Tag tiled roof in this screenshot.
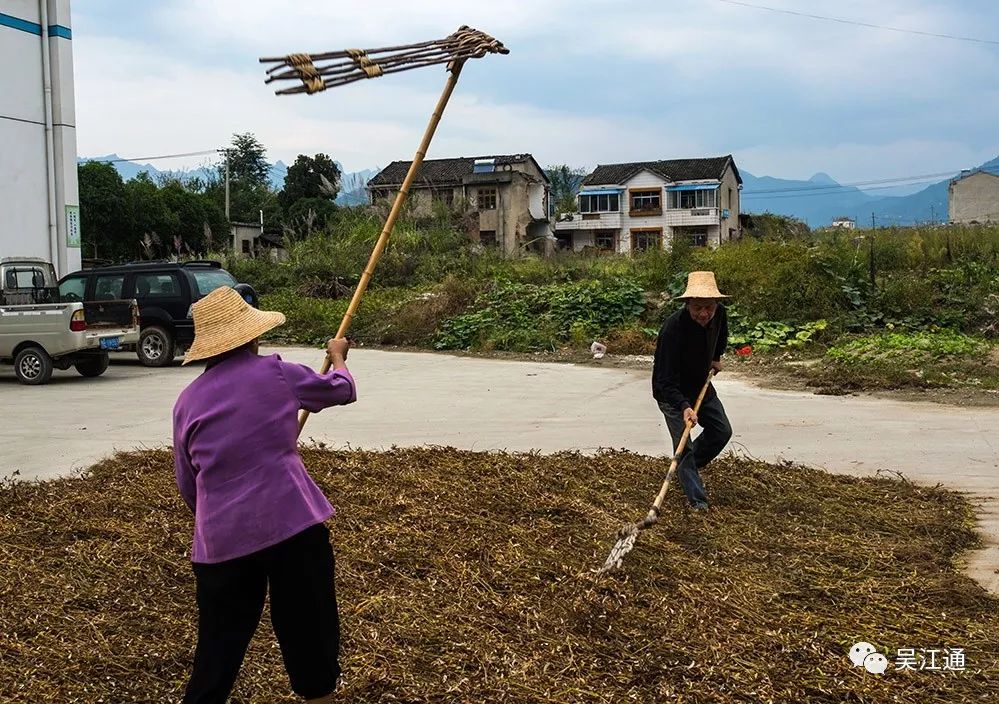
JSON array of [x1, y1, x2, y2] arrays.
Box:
[[582, 155, 740, 186], [368, 154, 545, 187]]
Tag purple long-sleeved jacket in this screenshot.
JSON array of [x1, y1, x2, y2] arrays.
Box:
[[172, 349, 356, 563]]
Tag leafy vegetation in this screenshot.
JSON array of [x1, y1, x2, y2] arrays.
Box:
[[77, 163, 227, 261], [433, 279, 646, 352], [233, 216, 996, 377], [727, 309, 829, 351], [805, 330, 998, 392], [544, 164, 587, 218], [827, 330, 989, 362]]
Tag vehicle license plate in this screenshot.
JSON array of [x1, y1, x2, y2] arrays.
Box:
[[99, 337, 121, 350]]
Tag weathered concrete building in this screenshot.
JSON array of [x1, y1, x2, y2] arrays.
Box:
[[1, 0, 80, 275], [367, 154, 552, 255], [949, 169, 999, 224], [554, 155, 742, 253], [231, 222, 287, 261]]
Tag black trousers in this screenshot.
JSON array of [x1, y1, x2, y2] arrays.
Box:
[[659, 394, 733, 506], [183, 523, 340, 703]]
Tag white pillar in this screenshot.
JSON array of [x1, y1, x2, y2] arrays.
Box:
[[45, 0, 80, 274]]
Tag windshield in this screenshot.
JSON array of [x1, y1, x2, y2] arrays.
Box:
[[189, 269, 237, 297]]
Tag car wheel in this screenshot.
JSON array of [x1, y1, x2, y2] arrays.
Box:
[[137, 325, 176, 367], [14, 346, 54, 385], [75, 353, 110, 377]]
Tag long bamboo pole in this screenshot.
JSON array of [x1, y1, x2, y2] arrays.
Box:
[[297, 60, 467, 435]]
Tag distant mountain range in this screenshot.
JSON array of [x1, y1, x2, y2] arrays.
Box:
[[81, 153, 999, 228], [741, 156, 999, 227], [77, 155, 378, 207]]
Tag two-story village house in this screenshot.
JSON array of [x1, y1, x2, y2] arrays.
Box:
[[554, 155, 742, 253], [367, 154, 552, 255]]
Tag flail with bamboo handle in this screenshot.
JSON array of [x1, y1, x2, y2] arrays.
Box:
[[596, 370, 717, 574], [260, 27, 508, 435]]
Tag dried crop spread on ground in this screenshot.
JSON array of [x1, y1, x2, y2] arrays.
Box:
[[1, 448, 997, 703]]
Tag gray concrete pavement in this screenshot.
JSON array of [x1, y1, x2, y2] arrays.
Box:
[[3, 346, 997, 592]]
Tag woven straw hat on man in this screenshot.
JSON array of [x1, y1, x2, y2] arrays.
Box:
[[676, 271, 728, 300], [183, 287, 286, 364]]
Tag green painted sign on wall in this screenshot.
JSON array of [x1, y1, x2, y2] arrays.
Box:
[[66, 205, 81, 247]]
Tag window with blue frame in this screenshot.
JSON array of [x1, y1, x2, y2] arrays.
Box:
[[668, 188, 717, 209], [579, 193, 620, 213]]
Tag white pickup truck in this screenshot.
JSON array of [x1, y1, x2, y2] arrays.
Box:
[[0, 257, 140, 385]]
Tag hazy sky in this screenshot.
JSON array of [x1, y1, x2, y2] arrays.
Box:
[[72, 0, 999, 182]]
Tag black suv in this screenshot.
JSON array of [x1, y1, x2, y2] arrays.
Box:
[[58, 261, 249, 366]]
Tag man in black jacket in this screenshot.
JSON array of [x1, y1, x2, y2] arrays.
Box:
[[652, 271, 732, 511]]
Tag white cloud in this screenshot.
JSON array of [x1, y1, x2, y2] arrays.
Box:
[[74, 32, 701, 173], [153, 0, 570, 55], [70, 1, 999, 180], [567, 0, 996, 103]]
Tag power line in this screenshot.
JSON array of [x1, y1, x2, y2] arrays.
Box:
[[714, 0, 999, 46], [743, 179, 948, 200], [79, 149, 219, 164], [743, 169, 966, 195], [742, 168, 999, 198]]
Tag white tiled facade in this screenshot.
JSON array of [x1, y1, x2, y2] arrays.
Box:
[[554, 157, 742, 254]]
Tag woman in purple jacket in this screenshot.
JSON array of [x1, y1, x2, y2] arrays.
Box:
[[172, 286, 356, 704]]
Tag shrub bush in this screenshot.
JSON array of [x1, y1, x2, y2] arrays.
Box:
[[434, 279, 645, 352], [690, 239, 848, 324], [233, 218, 997, 366]]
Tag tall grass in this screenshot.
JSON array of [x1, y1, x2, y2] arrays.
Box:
[[814, 225, 999, 273], [228, 214, 999, 347]]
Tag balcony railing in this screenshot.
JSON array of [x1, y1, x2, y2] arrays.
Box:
[[557, 207, 729, 229], [555, 211, 621, 230], [664, 208, 720, 226]]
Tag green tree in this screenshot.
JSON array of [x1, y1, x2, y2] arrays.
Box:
[[742, 212, 811, 240], [278, 153, 341, 211], [223, 133, 270, 189], [545, 164, 587, 217], [123, 173, 173, 260], [77, 161, 127, 260], [158, 179, 228, 256], [79, 164, 234, 262], [211, 133, 279, 223]]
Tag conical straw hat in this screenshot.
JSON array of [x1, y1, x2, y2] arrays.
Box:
[[182, 286, 286, 364], [677, 271, 728, 300]]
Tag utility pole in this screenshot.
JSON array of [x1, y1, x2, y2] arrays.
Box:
[[871, 211, 876, 230], [868, 232, 876, 289], [224, 149, 231, 222], [929, 203, 936, 225]]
